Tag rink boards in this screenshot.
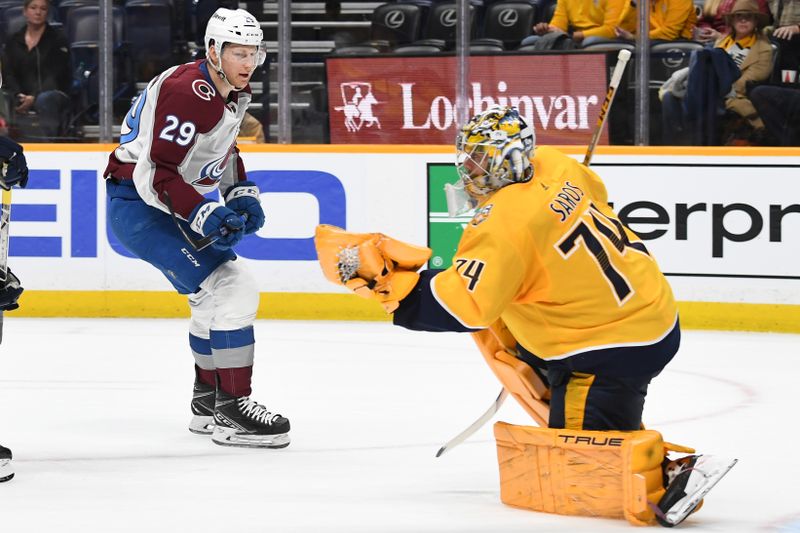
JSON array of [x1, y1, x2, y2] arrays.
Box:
[[10, 144, 800, 333]]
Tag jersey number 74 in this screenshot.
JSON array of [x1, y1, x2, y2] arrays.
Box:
[[556, 203, 650, 306]]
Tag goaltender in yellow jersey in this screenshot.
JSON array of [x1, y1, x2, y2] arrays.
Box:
[[314, 105, 736, 528], [432, 143, 677, 360]]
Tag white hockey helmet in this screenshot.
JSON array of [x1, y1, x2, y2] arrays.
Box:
[[204, 8, 266, 68]]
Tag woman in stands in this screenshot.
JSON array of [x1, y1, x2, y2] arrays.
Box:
[[0, 0, 71, 141], [659, 0, 772, 144], [694, 0, 770, 45], [716, 0, 774, 143]]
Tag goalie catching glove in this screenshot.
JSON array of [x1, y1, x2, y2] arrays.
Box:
[[314, 224, 432, 312]]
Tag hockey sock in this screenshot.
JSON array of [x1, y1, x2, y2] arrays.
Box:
[[217, 366, 253, 397], [210, 327, 255, 397], [195, 365, 216, 388], [190, 333, 215, 386]]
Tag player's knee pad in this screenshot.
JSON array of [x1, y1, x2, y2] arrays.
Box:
[[201, 260, 259, 331], [188, 289, 214, 337], [493, 423, 694, 526]]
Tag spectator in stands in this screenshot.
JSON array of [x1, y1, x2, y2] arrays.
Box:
[[768, 0, 800, 39], [766, 0, 800, 85], [718, 0, 773, 142], [0, 0, 71, 141], [519, 0, 626, 48], [749, 85, 800, 144], [660, 0, 772, 144], [240, 112, 266, 143], [694, 0, 770, 45], [614, 0, 697, 42]]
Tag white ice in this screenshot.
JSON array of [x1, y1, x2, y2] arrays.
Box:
[[0, 318, 798, 532]]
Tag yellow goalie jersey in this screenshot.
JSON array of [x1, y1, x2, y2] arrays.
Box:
[[432, 146, 678, 360]]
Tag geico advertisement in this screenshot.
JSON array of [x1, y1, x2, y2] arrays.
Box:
[[10, 150, 432, 292], [9, 149, 800, 304]]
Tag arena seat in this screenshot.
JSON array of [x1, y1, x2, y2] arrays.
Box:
[[124, 0, 174, 81], [333, 3, 423, 55], [473, 1, 536, 50], [411, 2, 475, 50], [650, 41, 703, 85], [0, 5, 25, 44]]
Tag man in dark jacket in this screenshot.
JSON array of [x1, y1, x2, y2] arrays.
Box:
[[750, 85, 800, 144], [1, 0, 71, 141]]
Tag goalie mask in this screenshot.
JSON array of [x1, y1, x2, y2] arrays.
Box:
[[446, 106, 535, 216]]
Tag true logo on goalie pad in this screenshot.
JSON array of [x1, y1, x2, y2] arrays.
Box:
[[558, 434, 623, 446]]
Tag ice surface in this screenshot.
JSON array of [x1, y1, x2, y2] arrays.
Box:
[[0, 318, 797, 532]]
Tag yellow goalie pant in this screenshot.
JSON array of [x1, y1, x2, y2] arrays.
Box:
[[494, 423, 694, 526]]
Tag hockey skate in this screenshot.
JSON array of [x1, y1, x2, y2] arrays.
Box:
[[655, 455, 738, 527], [188, 378, 217, 435], [211, 389, 290, 449], [0, 444, 13, 482]]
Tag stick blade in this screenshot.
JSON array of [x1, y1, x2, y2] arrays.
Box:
[[434, 388, 508, 458]]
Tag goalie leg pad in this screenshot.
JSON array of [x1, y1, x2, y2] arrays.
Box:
[[494, 423, 682, 526], [471, 324, 550, 426]]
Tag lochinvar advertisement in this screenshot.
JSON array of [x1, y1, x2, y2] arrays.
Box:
[[326, 54, 609, 145]]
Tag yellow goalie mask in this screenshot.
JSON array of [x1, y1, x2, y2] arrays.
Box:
[[446, 105, 535, 216]]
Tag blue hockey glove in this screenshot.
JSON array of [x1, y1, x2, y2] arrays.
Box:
[[189, 200, 245, 250], [0, 137, 29, 190], [224, 180, 265, 234]]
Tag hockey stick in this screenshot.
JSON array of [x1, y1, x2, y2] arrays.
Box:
[[163, 191, 239, 252], [436, 388, 508, 457], [583, 49, 632, 166], [436, 52, 631, 458], [0, 187, 12, 285], [0, 186, 12, 344]]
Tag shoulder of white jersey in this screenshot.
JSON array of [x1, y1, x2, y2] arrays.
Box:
[[159, 61, 224, 109], [153, 61, 225, 131]]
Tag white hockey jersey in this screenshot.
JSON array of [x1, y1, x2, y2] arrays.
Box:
[[104, 60, 252, 220]]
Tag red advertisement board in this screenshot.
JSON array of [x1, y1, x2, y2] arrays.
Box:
[[326, 54, 609, 145]]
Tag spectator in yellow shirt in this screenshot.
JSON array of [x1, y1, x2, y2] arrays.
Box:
[[615, 0, 697, 41], [520, 0, 626, 47]]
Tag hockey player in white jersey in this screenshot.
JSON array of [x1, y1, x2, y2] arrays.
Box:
[[104, 8, 289, 448]]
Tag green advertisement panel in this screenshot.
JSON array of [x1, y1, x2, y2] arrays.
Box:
[[427, 163, 472, 270]]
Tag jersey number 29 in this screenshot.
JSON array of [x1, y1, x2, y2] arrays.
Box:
[[159, 115, 197, 146]]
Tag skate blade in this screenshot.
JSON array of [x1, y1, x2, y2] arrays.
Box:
[[0, 459, 14, 483], [211, 428, 290, 449], [188, 415, 215, 435], [663, 458, 738, 526]]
